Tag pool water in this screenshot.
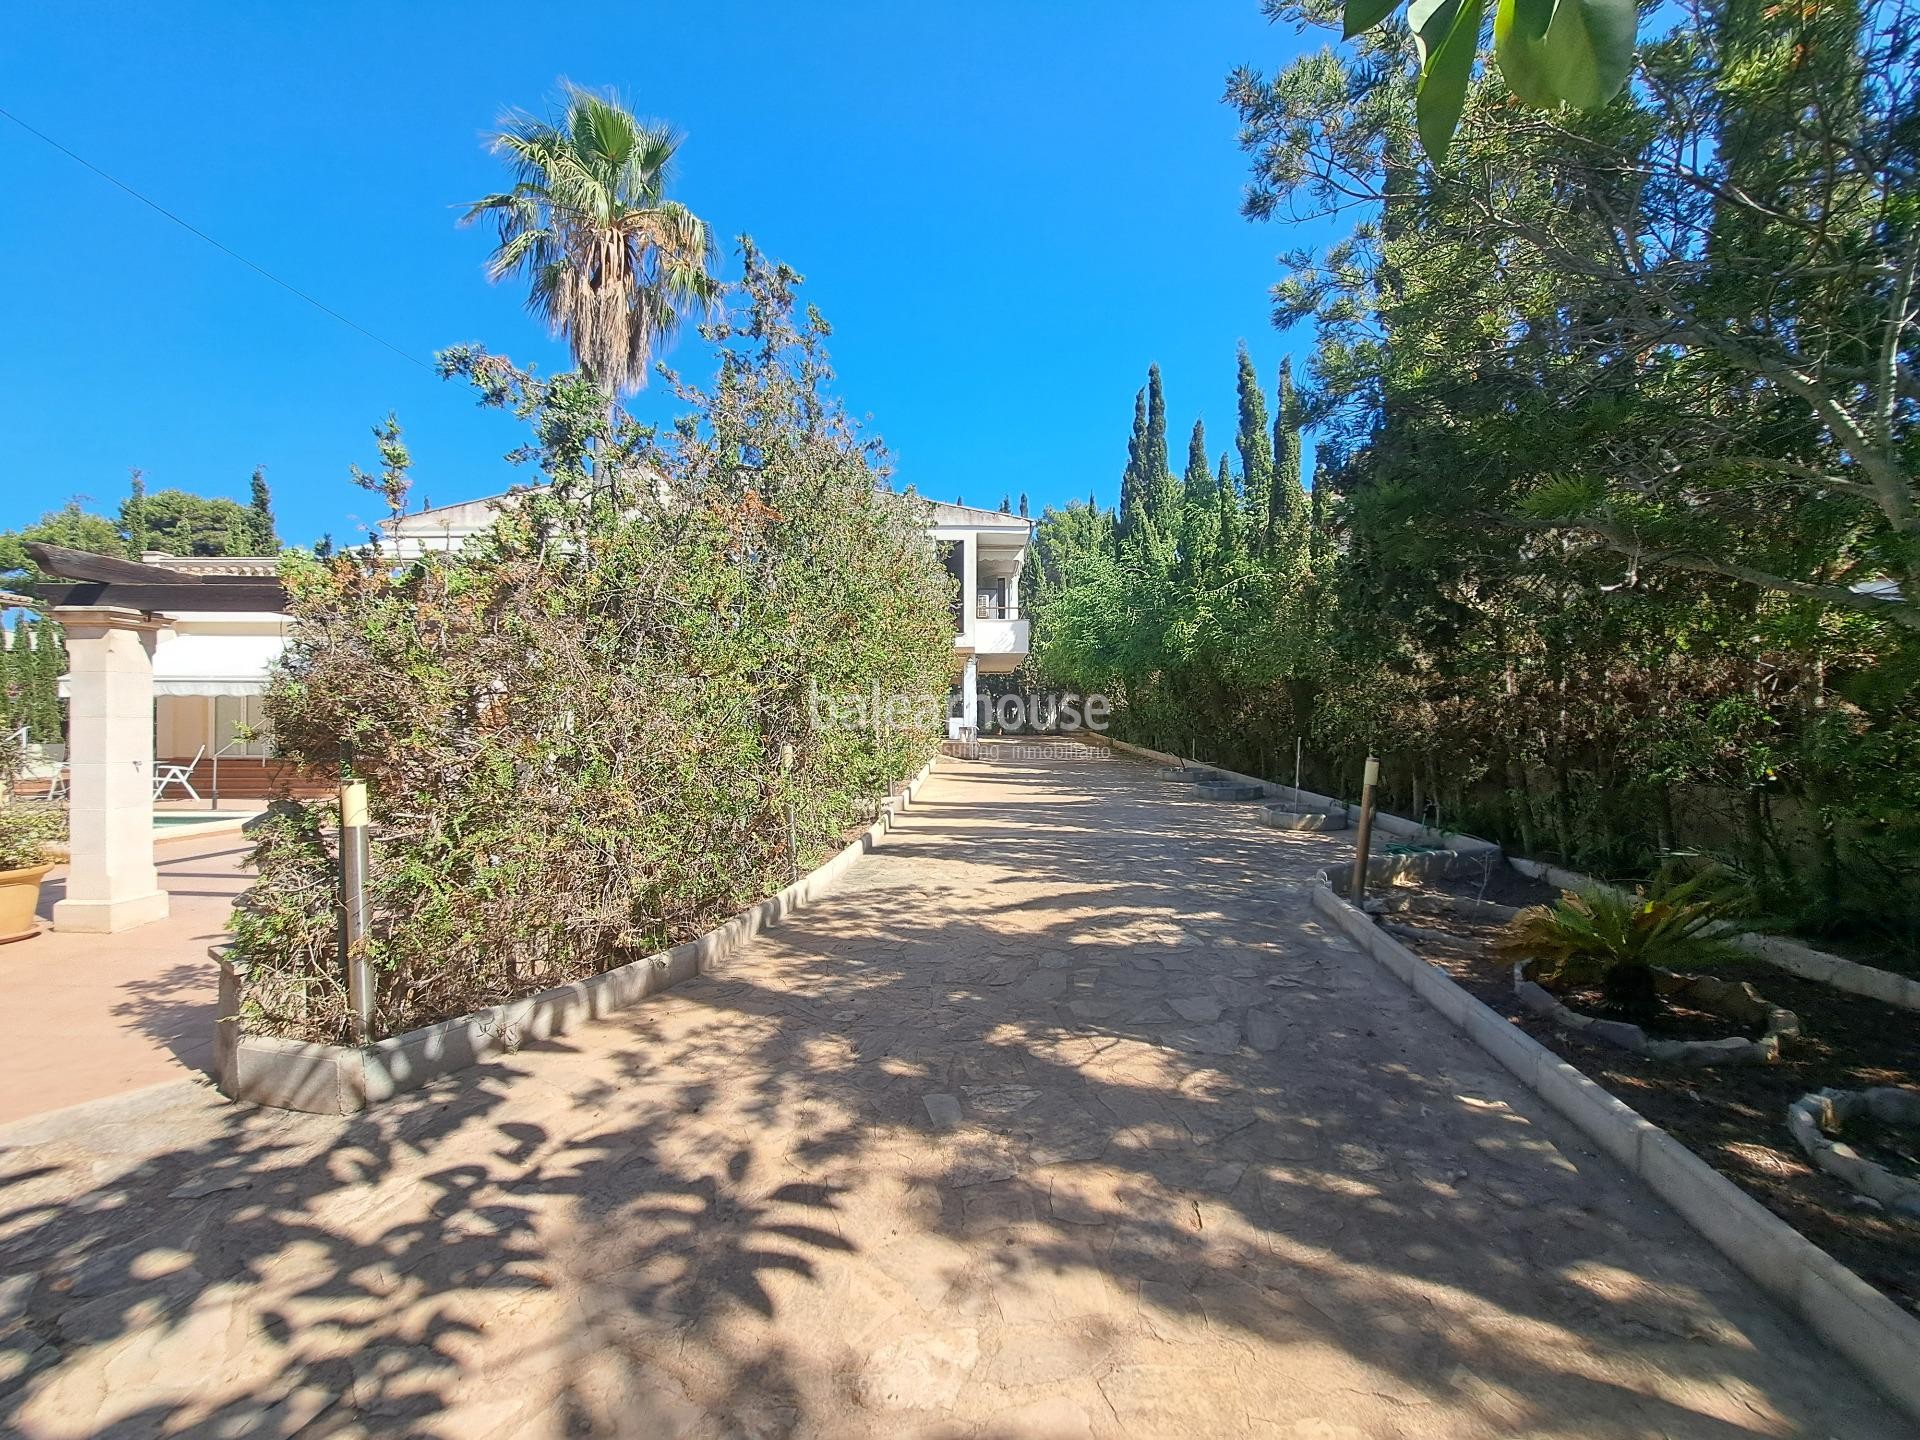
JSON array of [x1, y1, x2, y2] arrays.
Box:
[[153, 812, 251, 827]]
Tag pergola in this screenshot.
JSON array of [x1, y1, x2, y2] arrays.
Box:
[[23, 543, 287, 932]]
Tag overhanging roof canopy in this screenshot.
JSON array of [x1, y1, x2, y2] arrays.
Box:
[[56, 632, 286, 699], [152, 632, 284, 696]]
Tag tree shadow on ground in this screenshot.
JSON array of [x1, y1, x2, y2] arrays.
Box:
[[0, 755, 1901, 1437]]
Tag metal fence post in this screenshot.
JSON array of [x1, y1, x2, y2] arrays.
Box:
[[340, 779, 374, 1043]]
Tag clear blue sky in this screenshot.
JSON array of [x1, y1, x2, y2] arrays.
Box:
[[1, 1, 1326, 549]]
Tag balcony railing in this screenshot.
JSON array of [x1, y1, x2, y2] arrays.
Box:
[[975, 600, 1021, 620]]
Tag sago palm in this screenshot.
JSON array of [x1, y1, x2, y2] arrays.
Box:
[[1495, 865, 1756, 1019], [465, 85, 719, 397]]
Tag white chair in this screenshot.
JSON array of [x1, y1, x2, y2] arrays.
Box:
[[153, 746, 205, 802], [46, 765, 70, 803]]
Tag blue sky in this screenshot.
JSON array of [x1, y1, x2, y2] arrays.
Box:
[[2, 1, 1327, 549]]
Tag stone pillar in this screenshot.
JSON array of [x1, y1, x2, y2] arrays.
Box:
[[52, 607, 169, 933], [962, 654, 979, 735]]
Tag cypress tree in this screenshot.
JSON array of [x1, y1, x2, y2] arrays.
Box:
[[126, 469, 148, 556], [1018, 493, 1029, 519], [1307, 453, 1329, 571], [1179, 419, 1218, 583], [1271, 356, 1309, 564], [999, 494, 1013, 514], [1215, 452, 1242, 563], [248, 466, 281, 552], [1140, 366, 1181, 539], [31, 616, 64, 742], [1115, 387, 1148, 548], [0, 624, 15, 733], [1234, 344, 1274, 554]]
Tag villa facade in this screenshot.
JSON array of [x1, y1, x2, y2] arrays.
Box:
[[137, 491, 1031, 774]]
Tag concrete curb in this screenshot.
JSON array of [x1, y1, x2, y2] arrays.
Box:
[[1506, 857, 1920, 1014], [154, 815, 256, 847], [0, 1077, 214, 1150], [1311, 877, 1920, 1421], [215, 755, 942, 1116]]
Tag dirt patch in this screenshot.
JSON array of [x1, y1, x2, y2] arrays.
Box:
[[1377, 856, 1558, 910], [1379, 867, 1920, 1319]]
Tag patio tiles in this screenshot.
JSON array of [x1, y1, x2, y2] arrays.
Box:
[[0, 831, 249, 1124], [0, 755, 1904, 1436]]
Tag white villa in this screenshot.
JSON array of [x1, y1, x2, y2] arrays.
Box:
[[42, 490, 1030, 930], [139, 492, 1030, 775]]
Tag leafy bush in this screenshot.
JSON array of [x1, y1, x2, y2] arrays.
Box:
[[0, 802, 65, 872], [1495, 866, 1757, 1017], [232, 245, 954, 1042]]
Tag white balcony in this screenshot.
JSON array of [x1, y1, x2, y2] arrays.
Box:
[[966, 615, 1030, 673]]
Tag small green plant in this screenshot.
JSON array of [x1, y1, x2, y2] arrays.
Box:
[[0, 802, 65, 872], [1496, 866, 1756, 1018]]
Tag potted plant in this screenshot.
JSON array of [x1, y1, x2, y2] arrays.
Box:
[[0, 802, 65, 944]]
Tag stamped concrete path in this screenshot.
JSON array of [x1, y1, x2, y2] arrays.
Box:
[[0, 752, 1901, 1438]]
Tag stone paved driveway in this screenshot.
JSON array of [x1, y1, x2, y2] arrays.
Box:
[[0, 753, 1902, 1438]]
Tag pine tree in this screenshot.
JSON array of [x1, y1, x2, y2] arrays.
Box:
[[1271, 356, 1309, 564], [248, 466, 281, 553], [999, 494, 1013, 513], [1234, 344, 1274, 554], [126, 468, 148, 557]]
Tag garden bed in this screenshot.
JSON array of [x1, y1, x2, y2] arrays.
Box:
[[1374, 865, 1920, 1320]]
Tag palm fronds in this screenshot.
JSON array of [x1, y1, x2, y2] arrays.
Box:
[[463, 84, 719, 396], [1496, 863, 1757, 990]]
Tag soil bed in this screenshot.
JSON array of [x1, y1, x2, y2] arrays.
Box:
[[1376, 864, 1920, 1319]]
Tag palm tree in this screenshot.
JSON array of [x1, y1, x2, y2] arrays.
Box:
[[465, 85, 719, 397]]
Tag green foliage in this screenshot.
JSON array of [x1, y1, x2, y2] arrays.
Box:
[[1031, 342, 1317, 763], [1340, 0, 1639, 157], [0, 500, 129, 585], [464, 83, 720, 397], [1235, 344, 1274, 552], [247, 467, 280, 552], [126, 489, 261, 557], [1210, 0, 1920, 944], [235, 243, 953, 1043], [1495, 867, 1756, 996], [125, 469, 148, 555], [27, 618, 64, 743], [0, 802, 64, 872]]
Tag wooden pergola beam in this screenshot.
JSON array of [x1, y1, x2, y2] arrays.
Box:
[[25, 583, 288, 612]]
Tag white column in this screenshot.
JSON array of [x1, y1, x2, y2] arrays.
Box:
[[961, 534, 979, 644], [53, 606, 169, 933], [962, 654, 979, 736]]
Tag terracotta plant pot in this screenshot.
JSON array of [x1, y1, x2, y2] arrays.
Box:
[[0, 862, 55, 945]]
